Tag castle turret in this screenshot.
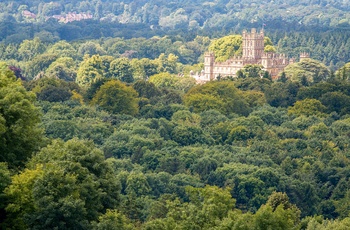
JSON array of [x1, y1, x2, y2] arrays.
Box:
[[299, 52, 310, 62], [242, 28, 265, 61], [204, 52, 215, 81]]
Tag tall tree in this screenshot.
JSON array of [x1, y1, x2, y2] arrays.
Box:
[[0, 62, 43, 168]]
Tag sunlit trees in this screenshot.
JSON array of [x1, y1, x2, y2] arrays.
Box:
[[284, 58, 331, 84], [0, 63, 43, 168], [208, 35, 242, 62], [91, 80, 138, 115], [76, 55, 105, 87], [288, 99, 327, 117], [184, 81, 250, 115]]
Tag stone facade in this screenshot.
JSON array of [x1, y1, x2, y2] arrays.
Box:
[[195, 28, 293, 83]]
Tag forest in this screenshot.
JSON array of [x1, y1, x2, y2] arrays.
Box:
[[2, 0, 350, 230], [1, 33, 350, 229]]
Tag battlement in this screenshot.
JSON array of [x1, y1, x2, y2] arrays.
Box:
[[242, 28, 264, 39], [204, 51, 215, 56], [300, 52, 310, 61], [300, 52, 310, 58], [214, 56, 244, 65], [262, 53, 286, 59]]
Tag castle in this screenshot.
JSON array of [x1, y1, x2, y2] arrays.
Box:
[[193, 28, 309, 83]]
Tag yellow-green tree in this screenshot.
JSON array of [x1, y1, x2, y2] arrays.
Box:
[[288, 99, 327, 117], [208, 35, 242, 62], [208, 35, 276, 62], [184, 81, 250, 116], [148, 72, 179, 88], [91, 80, 138, 115], [284, 58, 330, 84], [0, 62, 43, 168], [335, 62, 350, 80], [18, 38, 46, 61], [92, 210, 134, 230], [76, 55, 104, 87]]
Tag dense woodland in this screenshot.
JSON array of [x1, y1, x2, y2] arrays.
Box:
[[1, 0, 350, 69], [2, 0, 350, 230]]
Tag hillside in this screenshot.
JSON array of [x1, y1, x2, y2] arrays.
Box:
[[1, 0, 350, 30], [2, 1, 350, 229]]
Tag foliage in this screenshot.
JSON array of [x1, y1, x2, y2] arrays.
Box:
[[92, 209, 134, 230], [45, 57, 77, 81], [184, 81, 250, 116], [91, 80, 138, 115], [76, 55, 104, 87], [284, 58, 331, 84], [4, 139, 120, 229], [237, 64, 269, 79], [0, 64, 43, 168], [288, 99, 327, 117], [209, 35, 242, 62], [2, 5, 350, 228], [109, 58, 134, 83]]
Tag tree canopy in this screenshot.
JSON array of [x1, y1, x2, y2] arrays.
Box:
[[0, 62, 43, 168]]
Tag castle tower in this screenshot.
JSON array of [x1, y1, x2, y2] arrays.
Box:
[[204, 52, 215, 81], [242, 28, 265, 61], [299, 52, 310, 62]]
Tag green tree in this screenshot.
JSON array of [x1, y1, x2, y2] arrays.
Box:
[[239, 64, 268, 78], [5, 139, 120, 229], [208, 35, 242, 62], [184, 81, 250, 116], [265, 82, 299, 107], [91, 80, 138, 115], [131, 58, 159, 80], [306, 217, 350, 230], [78, 41, 106, 56], [335, 190, 350, 218], [92, 209, 134, 230], [145, 185, 235, 229], [125, 172, 151, 196], [288, 99, 327, 117], [148, 72, 180, 89], [45, 57, 77, 81], [320, 91, 350, 114], [284, 58, 330, 84], [0, 63, 43, 168], [155, 53, 179, 74], [46, 40, 78, 59], [335, 62, 350, 80], [24, 53, 58, 80], [254, 204, 300, 230], [132, 80, 161, 99], [0, 162, 11, 225], [76, 55, 104, 87], [109, 58, 134, 83], [18, 37, 46, 61]]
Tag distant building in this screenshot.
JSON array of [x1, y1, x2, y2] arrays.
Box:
[[194, 28, 302, 83], [22, 10, 36, 19], [49, 12, 93, 23]]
